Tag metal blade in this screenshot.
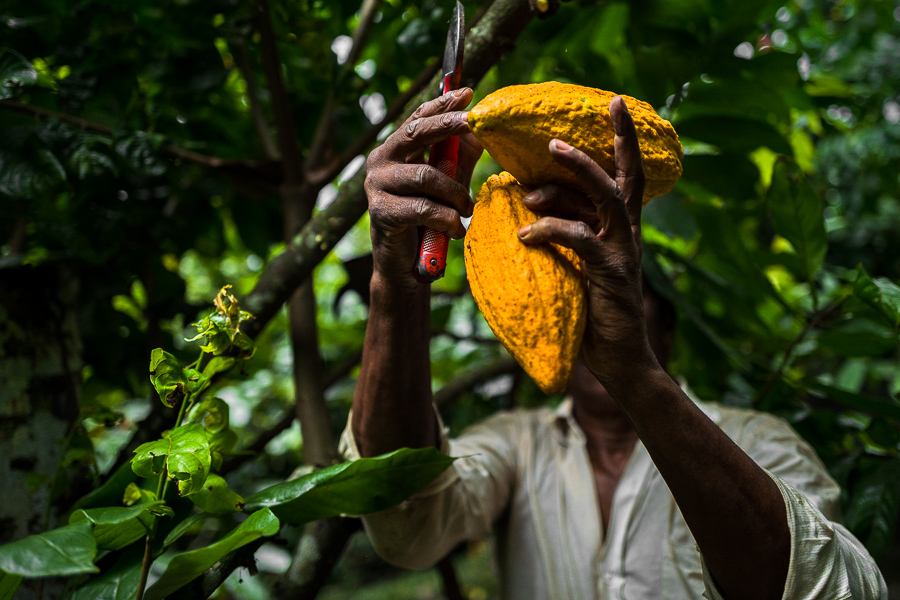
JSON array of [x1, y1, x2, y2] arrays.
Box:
[[441, 1, 465, 92]]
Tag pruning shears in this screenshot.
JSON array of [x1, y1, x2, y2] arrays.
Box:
[[414, 1, 465, 284]]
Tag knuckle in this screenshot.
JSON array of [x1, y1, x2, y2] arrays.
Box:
[[438, 112, 456, 128], [572, 221, 595, 242], [414, 164, 430, 189], [406, 118, 421, 138]]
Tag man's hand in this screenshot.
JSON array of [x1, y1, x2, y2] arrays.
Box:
[[365, 88, 483, 290], [517, 96, 658, 391]]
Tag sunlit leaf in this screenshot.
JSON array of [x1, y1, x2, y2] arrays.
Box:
[[244, 447, 455, 524], [149, 348, 186, 408], [132, 424, 211, 496], [189, 397, 229, 433], [767, 159, 828, 285], [144, 508, 279, 600], [189, 474, 245, 514]]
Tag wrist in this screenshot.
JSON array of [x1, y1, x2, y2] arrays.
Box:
[[371, 268, 430, 307], [590, 348, 669, 401]]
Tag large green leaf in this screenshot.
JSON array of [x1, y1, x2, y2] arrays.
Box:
[[69, 556, 141, 600], [676, 116, 792, 154], [132, 424, 211, 496], [0, 521, 97, 578], [149, 348, 187, 408], [144, 508, 279, 600], [69, 503, 163, 551], [853, 265, 900, 328], [73, 462, 139, 510], [189, 474, 245, 514], [767, 159, 828, 284], [244, 447, 455, 524], [845, 458, 900, 560], [817, 318, 898, 357], [0, 571, 22, 600], [805, 380, 900, 421]]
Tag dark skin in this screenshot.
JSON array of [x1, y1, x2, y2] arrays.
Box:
[[353, 88, 791, 600]]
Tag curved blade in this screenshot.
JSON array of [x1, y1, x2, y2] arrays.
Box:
[[441, 1, 465, 93]]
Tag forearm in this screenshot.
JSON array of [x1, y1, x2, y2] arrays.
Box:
[[607, 366, 790, 600], [351, 271, 437, 457]]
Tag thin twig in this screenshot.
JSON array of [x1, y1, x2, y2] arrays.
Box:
[[753, 298, 846, 406], [434, 356, 519, 408], [0, 99, 253, 170], [232, 38, 280, 161]]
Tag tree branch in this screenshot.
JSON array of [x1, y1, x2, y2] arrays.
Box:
[[0, 99, 259, 171], [434, 356, 519, 408], [247, 0, 542, 337], [276, 517, 361, 598], [305, 1, 494, 188]]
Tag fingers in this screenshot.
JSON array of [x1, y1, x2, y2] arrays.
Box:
[[455, 132, 484, 188], [609, 97, 645, 228], [522, 184, 599, 230], [387, 89, 474, 157], [547, 139, 632, 242], [368, 190, 467, 240], [516, 216, 601, 262], [378, 163, 474, 218]]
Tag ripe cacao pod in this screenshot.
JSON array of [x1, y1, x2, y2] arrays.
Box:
[[468, 82, 683, 204], [464, 172, 586, 394]]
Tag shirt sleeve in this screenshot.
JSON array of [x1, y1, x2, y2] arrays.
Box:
[[338, 405, 521, 570], [698, 412, 887, 600]]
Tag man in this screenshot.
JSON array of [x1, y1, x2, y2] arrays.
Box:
[[343, 88, 887, 599]]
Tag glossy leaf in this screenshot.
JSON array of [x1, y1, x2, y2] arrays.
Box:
[[853, 266, 900, 328], [0, 571, 22, 600], [149, 348, 186, 408], [0, 521, 97, 578], [189, 397, 230, 433], [69, 503, 163, 551], [73, 463, 139, 510], [189, 474, 245, 514], [132, 424, 211, 496], [201, 356, 237, 378], [69, 556, 141, 600], [144, 508, 279, 600], [845, 458, 900, 560], [162, 511, 209, 549], [767, 159, 828, 284], [817, 319, 898, 357], [244, 447, 455, 524]]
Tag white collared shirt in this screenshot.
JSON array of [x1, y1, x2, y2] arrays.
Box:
[[340, 398, 887, 599]]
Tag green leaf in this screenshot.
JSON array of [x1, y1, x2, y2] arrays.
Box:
[[132, 424, 211, 496], [183, 368, 210, 396], [853, 265, 900, 328], [189, 474, 245, 514], [144, 508, 279, 600], [0, 521, 98, 578], [149, 348, 186, 408], [162, 512, 209, 549], [0, 571, 22, 600], [845, 458, 900, 560], [201, 356, 236, 378], [69, 503, 163, 551], [244, 447, 455, 524], [0, 49, 38, 99], [805, 380, 900, 421], [189, 397, 230, 433], [767, 159, 828, 284], [817, 319, 898, 357], [73, 463, 138, 510], [69, 557, 141, 600], [676, 117, 793, 155]]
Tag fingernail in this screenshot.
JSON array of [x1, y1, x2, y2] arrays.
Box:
[[457, 111, 469, 124], [523, 190, 542, 205], [518, 224, 531, 238], [552, 139, 572, 151]]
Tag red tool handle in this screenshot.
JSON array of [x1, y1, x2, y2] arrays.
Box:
[[414, 75, 459, 284]]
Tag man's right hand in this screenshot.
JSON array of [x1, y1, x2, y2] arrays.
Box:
[[364, 88, 482, 290]]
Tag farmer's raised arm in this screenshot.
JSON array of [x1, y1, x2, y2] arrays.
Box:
[[351, 89, 482, 457]]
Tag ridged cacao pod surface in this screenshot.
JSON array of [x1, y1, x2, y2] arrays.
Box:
[[468, 82, 683, 204], [464, 172, 586, 395]]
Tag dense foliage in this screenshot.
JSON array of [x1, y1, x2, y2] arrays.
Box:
[[1, 0, 899, 597]]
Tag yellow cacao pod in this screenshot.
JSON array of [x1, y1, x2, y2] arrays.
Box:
[[464, 172, 586, 395], [468, 82, 683, 204]]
